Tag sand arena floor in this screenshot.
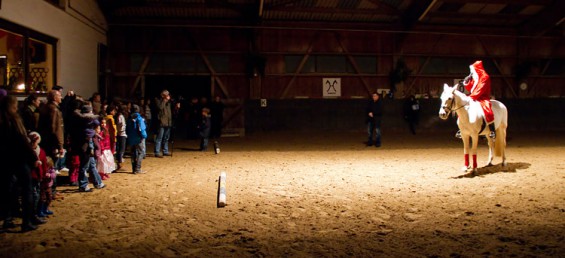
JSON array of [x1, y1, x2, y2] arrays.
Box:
[[0, 131, 564, 257]]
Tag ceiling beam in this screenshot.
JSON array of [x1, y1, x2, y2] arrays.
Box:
[[365, 0, 401, 16], [428, 12, 528, 21], [266, 6, 397, 16], [520, 0, 565, 37], [401, 0, 434, 29], [439, 0, 552, 4]]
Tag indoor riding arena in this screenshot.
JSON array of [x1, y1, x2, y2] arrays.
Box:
[[0, 1, 563, 257]]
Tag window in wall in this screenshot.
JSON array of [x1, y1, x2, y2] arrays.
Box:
[[285, 55, 376, 74], [0, 19, 57, 94], [421, 58, 499, 75]]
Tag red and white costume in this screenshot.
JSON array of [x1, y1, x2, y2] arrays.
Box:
[[464, 60, 494, 124]]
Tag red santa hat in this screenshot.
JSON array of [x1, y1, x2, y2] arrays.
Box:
[[469, 60, 486, 77]]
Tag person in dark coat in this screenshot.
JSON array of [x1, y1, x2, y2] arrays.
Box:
[[0, 96, 44, 232], [403, 95, 420, 135], [37, 90, 64, 159], [198, 108, 211, 151], [154, 90, 173, 157], [20, 94, 41, 132], [366, 92, 383, 147], [127, 105, 147, 174]]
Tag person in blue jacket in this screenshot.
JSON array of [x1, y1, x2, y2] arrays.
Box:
[[126, 105, 147, 174]]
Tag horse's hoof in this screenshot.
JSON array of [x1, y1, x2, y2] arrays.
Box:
[[486, 163, 493, 167], [460, 166, 470, 172], [502, 161, 507, 167]]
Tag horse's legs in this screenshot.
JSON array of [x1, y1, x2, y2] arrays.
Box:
[[499, 127, 507, 167], [486, 137, 494, 166], [461, 135, 470, 171], [470, 135, 479, 171]]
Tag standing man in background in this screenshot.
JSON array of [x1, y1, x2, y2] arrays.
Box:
[[154, 90, 172, 158], [38, 90, 64, 161], [366, 92, 383, 147]]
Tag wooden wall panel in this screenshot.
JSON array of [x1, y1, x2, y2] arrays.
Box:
[[106, 26, 563, 101]]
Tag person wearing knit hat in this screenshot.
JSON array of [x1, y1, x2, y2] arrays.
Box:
[[28, 131, 49, 223], [76, 104, 105, 192]]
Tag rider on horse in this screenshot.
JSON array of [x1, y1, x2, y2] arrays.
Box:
[[456, 60, 496, 139]]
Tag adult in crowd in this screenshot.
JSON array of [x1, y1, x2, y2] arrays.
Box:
[[366, 92, 383, 147], [38, 90, 64, 160], [403, 95, 420, 135], [154, 90, 173, 158], [0, 95, 43, 232], [21, 94, 41, 132]]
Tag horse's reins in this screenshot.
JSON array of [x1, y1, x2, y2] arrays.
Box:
[[445, 91, 469, 113]]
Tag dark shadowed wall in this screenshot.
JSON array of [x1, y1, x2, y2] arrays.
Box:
[[245, 98, 565, 134]]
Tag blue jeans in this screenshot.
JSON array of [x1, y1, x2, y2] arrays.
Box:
[[78, 156, 103, 189], [55, 154, 66, 170], [131, 143, 144, 172], [154, 126, 171, 155], [141, 138, 146, 158], [116, 136, 127, 163], [367, 121, 381, 146]]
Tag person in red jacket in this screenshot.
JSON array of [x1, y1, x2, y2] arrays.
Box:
[[457, 60, 496, 139], [28, 132, 49, 221]]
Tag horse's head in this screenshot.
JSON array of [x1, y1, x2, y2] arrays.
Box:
[[439, 83, 456, 120]]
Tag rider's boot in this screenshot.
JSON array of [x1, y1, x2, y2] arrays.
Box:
[[488, 123, 496, 139], [455, 130, 462, 139]]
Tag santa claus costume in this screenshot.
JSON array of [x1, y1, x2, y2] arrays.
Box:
[[461, 60, 496, 139]]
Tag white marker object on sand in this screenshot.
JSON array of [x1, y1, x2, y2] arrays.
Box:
[[218, 171, 227, 207]]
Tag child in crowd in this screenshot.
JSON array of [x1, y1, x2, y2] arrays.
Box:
[[28, 131, 48, 222], [96, 118, 115, 179], [115, 104, 128, 170], [126, 105, 147, 174], [199, 108, 211, 151], [105, 105, 117, 158], [78, 105, 105, 192], [39, 157, 56, 217]]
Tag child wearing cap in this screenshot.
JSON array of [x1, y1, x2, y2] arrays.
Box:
[[28, 131, 49, 222]]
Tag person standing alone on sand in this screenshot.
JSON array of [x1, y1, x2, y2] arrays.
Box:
[[366, 92, 383, 147], [154, 90, 172, 158]]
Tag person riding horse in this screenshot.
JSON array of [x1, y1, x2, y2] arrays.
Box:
[[455, 60, 496, 139]]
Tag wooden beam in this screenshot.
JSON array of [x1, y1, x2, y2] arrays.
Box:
[[335, 32, 372, 95], [365, 0, 401, 16], [476, 36, 518, 98], [418, 0, 438, 21], [222, 104, 243, 128], [406, 35, 444, 93], [520, 0, 565, 37], [129, 53, 151, 96], [188, 34, 231, 99], [527, 37, 563, 95], [279, 33, 319, 99], [440, 0, 552, 5], [258, 0, 264, 17]]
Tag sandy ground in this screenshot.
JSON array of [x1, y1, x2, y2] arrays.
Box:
[[0, 131, 564, 257]]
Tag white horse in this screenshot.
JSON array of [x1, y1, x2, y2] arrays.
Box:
[[438, 83, 508, 172]]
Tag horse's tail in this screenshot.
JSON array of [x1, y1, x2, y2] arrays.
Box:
[[494, 126, 506, 157], [494, 104, 508, 157]]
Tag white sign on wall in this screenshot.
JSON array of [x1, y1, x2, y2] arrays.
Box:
[[323, 78, 341, 97]]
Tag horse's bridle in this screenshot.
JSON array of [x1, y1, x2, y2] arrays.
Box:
[[443, 90, 468, 114]]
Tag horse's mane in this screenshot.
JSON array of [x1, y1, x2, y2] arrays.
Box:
[[452, 87, 472, 104]]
